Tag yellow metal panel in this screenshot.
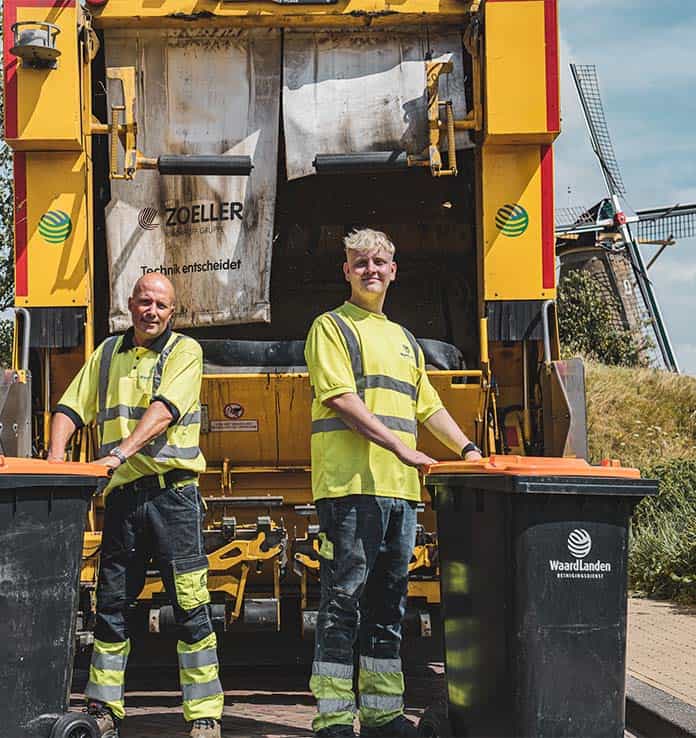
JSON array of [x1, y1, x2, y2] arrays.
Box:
[[20, 151, 89, 306], [203, 371, 481, 467], [276, 374, 313, 466], [484, 1, 549, 142], [91, 0, 469, 27], [10, 4, 81, 150], [419, 374, 482, 459], [482, 144, 554, 301], [80, 531, 101, 585], [201, 375, 279, 465], [408, 580, 440, 603]]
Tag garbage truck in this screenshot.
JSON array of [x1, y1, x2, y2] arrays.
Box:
[[3, 0, 580, 653]]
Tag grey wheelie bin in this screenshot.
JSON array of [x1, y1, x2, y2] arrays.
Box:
[[0, 457, 109, 738], [420, 455, 658, 738]]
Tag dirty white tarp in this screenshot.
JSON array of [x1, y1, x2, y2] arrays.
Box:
[[283, 30, 471, 180], [104, 29, 280, 330]]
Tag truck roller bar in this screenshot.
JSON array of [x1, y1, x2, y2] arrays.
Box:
[[153, 155, 253, 177], [313, 152, 409, 175]]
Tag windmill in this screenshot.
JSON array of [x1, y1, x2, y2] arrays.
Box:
[[555, 64, 696, 373]]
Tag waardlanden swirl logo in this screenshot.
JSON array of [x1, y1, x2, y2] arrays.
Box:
[[548, 528, 612, 580], [495, 203, 529, 237], [38, 210, 72, 244], [568, 529, 592, 558]]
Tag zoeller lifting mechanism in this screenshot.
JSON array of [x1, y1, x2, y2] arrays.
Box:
[[314, 21, 482, 177], [90, 67, 253, 180]]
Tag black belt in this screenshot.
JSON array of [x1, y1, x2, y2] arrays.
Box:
[[113, 469, 197, 495]]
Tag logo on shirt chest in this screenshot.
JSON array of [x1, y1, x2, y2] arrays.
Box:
[[399, 344, 412, 360]]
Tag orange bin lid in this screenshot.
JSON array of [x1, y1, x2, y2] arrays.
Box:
[[0, 455, 110, 477], [425, 455, 640, 479]]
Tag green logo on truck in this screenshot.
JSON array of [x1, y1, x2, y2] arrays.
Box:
[[495, 203, 529, 237], [38, 210, 72, 244]]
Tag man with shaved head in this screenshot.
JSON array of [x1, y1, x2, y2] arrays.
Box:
[[49, 274, 223, 738]]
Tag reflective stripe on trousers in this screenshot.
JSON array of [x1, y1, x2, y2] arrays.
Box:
[[178, 632, 224, 721], [310, 660, 356, 732], [85, 638, 131, 720], [358, 656, 405, 728]]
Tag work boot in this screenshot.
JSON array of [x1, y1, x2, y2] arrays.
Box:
[[315, 726, 357, 737], [360, 714, 417, 737], [84, 700, 120, 737], [190, 718, 222, 738]]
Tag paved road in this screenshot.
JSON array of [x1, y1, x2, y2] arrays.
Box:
[[71, 663, 648, 737], [628, 597, 696, 707], [71, 664, 441, 737], [67, 597, 695, 737]]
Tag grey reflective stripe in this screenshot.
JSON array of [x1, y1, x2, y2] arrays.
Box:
[[85, 682, 124, 703], [179, 648, 219, 670], [312, 661, 354, 679], [401, 326, 420, 368], [98, 404, 146, 423], [98, 405, 200, 425], [98, 337, 120, 417], [311, 418, 350, 433], [317, 698, 355, 715], [180, 409, 201, 426], [182, 678, 223, 702], [144, 443, 200, 461], [364, 375, 416, 400], [153, 335, 184, 394], [91, 652, 128, 671], [312, 415, 417, 436], [359, 656, 402, 674], [98, 438, 200, 461], [360, 694, 404, 711], [329, 312, 365, 399]]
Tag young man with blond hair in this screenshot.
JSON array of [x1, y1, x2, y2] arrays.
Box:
[[305, 228, 482, 737]]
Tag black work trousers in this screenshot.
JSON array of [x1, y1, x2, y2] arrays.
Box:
[[95, 480, 213, 645]]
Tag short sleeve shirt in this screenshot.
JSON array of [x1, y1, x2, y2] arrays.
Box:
[[57, 328, 206, 493], [305, 301, 443, 501]]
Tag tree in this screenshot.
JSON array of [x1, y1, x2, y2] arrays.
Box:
[[0, 4, 15, 367], [557, 269, 646, 367]]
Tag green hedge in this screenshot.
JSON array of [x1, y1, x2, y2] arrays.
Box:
[[629, 460, 696, 603]]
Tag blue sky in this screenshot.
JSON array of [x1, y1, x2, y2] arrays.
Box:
[[555, 1, 696, 375]]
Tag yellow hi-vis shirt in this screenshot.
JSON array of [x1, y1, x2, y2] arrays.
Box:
[[304, 301, 444, 502], [56, 327, 206, 494]]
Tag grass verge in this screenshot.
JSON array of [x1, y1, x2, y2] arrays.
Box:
[[584, 360, 696, 603]]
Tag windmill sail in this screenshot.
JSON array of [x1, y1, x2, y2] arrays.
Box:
[[636, 203, 696, 242], [568, 63, 680, 373], [570, 64, 625, 196]]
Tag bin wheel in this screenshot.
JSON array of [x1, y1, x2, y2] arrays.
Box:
[[418, 705, 452, 737], [49, 713, 100, 738]]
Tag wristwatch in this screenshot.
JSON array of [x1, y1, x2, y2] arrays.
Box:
[[461, 442, 482, 458], [108, 447, 128, 465]]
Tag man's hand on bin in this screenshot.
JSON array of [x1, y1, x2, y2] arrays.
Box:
[[93, 455, 123, 471], [396, 445, 437, 474]]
